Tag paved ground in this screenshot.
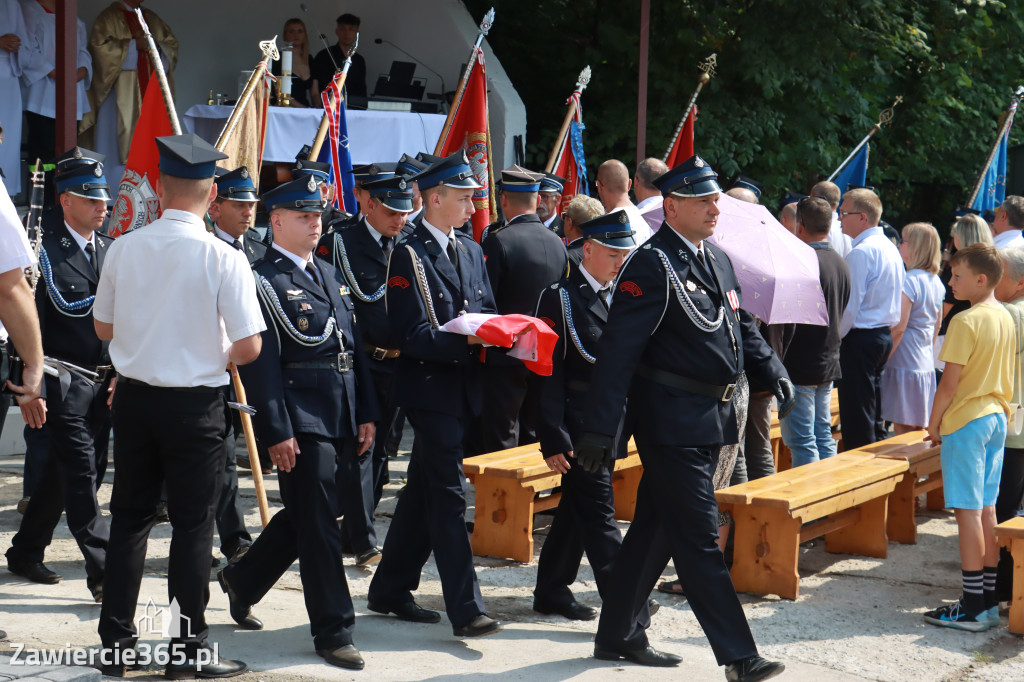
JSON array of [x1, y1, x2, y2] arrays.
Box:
[[0, 424, 1022, 681]]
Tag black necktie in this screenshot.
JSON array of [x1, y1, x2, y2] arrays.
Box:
[[380, 236, 392, 257], [305, 261, 325, 294], [232, 239, 243, 251], [696, 247, 707, 269], [85, 242, 98, 275], [598, 286, 611, 310], [446, 238, 459, 270]]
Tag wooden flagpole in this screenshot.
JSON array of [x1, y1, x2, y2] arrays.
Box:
[[826, 96, 902, 183], [133, 8, 181, 135], [216, 38, 279, 153], [434, 8, 495, 155], [661, 54, 716, 163], [309, 34, 358, 160], [966, 86, 1024, 207], [545, 66, 591, 173]]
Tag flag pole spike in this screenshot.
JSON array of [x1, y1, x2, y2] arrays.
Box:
[[434, 8, 496, 154], [661, 54, 716, 163], [826, 95, 901, 182], [966, 86, 1024, 208], [546, 66, 592, 173], [215, 38, 278, 152]]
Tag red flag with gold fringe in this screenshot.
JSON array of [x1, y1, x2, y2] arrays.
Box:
[[664, 106, 697, 168]]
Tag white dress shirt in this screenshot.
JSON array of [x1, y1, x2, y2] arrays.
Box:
[[365, 218, 386, 246], [20, 1, 92, 120], [271, 243, 321, 285], [636, 195, 664, 233], [0, 175, 34, 275], [828, 215, 851, 258], [422, 218, 455, 261], [994, 229, 1024, 250], [840, 225, 905, 337], [619, 202, 653, 247], [95, 209, 265, 387], [64, 221, 95, 255]]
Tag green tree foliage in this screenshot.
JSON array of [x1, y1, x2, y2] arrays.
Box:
[[465, 0, 1024, 228]]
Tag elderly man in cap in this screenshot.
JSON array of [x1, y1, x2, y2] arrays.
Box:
[[6, 147, 113, 601], [538, 172, 566, 234], [474, 165, 568, 454], [368, 152, 503, 638], [219, 175, 378, 670], [533, 209, 642, 621], [94, 133, 263, 679], [314, 174, 416, 566], [575, 155, 792, 680]]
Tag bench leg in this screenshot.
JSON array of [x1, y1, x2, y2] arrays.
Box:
[[1010, 539, 1024, 636], [612, 466, 642, 522], [470, 477, 536, 563], [926, 474, 944, 510], [825, 496, 889, 558], [887, 473, 918, 545], [730, 505, 802, 600]]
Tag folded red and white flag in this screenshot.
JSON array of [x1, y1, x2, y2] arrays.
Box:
[[439, 313, 558, 376]]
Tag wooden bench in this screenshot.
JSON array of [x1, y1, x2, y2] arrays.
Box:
[[875, 430, 944, 544], [994, 517, 1024, 635], [463, 440, 643, 562], [716, 440, 909, 600], [770, 389, 842, 472]]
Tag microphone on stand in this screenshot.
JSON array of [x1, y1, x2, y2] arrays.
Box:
[[299, 2, 339, 72], [374, 37, 446, 101]]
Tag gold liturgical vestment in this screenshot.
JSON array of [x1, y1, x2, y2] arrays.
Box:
[[79, 2, 178, 162]]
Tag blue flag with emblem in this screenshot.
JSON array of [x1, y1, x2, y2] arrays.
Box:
[[318, 79, 357, 214], [833, 143, 868, 197], [970, 117, 1013, 213]]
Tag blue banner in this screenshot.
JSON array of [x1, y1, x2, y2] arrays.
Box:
[[971, 130, 1009, 213], [834, 143, 868, 197], [317, 96, 357, 214]]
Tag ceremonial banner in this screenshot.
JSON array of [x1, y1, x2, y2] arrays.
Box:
[[435, 47, 495, 241], [833, 143, 868, 196], [109, 79, 174, 236], [216, 71, 271, 188], [550, 89, 591, 213], [664, 106, 696, 168], [439, 313, 558, 376], [319, 74, 357, 214], [971, 100, 1016, 213]]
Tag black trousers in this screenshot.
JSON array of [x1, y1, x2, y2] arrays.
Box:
[[368, 408, 484, 628], [98, 382, 227, 653], [594, 441, 757, 666], [223, 435, 355, 650], [215, 418, 251, 560], [22, 421, 52, 497], [8, 374, 110, 582], [366, 361, 403, 509], [474, 363, 537, 455], [838, 327, 893, 449], [996, 447, 1024, 601], [534, 460, 623, 606]]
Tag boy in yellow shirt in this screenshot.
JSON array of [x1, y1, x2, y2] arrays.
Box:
[[925, 243, 1016, 631]]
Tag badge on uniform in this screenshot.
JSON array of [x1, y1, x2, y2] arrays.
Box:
[[300, 302, 312, 311], [297, 316, 309, 331], [286, 288, 305, 300], [339, 285, 350, 296], [686, 280, 697, 292], [61, 237, 71, 248], [726, 289, 740, 312]]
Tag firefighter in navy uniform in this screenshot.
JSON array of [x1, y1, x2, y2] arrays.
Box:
[[532, 209, 640, 621], [313, 175, 415, 566], [538, 172, 566, 235], [367, 152, 503, 638], [474, 166, 568, 454], [218, 176, 378, 671], [6, 146, 113, 600], [210, 166, 266, 265], [575, 156, 794, 681], [291, 158, 351, 235]]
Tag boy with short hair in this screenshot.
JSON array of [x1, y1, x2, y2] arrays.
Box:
[[924, 243, 1016, 631]]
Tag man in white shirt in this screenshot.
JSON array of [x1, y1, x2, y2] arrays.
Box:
[[595, 159, 653, 246], [634, 157, 667, 233], [94, 134, 262, 679], [837, 187, 905, 448], [991, 196, 1024, 250]]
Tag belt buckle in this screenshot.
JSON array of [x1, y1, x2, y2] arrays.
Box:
[[337, 352, 352, 373], [372, 346, 387, 361], [721, 383, 736, 402]]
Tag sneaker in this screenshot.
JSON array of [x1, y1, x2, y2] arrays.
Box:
[[983, 606, 1000, 625], [922, 600, 993, 632]]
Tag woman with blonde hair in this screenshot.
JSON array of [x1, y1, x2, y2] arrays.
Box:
[[881, 222, 946, 434], [272, 18, 317, 106]]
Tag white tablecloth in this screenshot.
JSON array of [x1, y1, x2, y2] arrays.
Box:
[[182, 105, 446, 165]]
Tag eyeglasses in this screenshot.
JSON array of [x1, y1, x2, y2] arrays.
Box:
[[838, 210, 864, 218]]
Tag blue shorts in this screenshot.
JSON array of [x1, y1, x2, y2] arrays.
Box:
[[940, 412, 1006, 510]]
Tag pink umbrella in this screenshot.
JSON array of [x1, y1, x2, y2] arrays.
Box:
[[707, 194, 828, 325]]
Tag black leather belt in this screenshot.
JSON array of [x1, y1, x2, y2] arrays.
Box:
[[284, 351, 354, 373], [363, 343, 400, 361], [637, 364, 738, 402], [566, 379, 590, 393], [116, 374, 222, 394], [76, 362, 114, 382]]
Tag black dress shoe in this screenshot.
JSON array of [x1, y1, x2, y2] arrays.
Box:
[[165, 646, 247, 679], [228, 544, 250, 565], [317, 644, 365, 670], [533, 598, 598, 621], [725, 655, 785, 682], [453, 614, 503, 637], [648, 598, 660, 616], [217, 569, 263, 630], [594, 645, 682, 667], [367, 599, 441, 623], [88, 578, 103, 603], [7, 557, 61, 584], [355, 547, 382, 568]]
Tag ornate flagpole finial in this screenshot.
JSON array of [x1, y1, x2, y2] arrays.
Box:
[[480, 8, 495, 36], [576, 66, 592, 91], [697, 53, 717, 84], [260, 36, 279, 62], [1013, 85, 1024, 103], [347, 32, 360, 58], [878, 95, 902, 128]]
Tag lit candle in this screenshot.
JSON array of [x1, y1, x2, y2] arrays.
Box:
[[281, 42, 293, 96]]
